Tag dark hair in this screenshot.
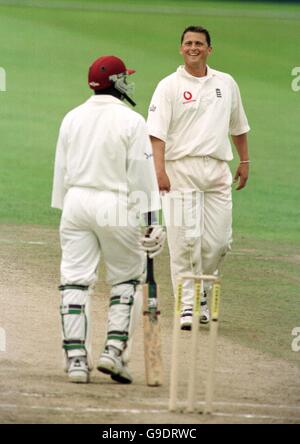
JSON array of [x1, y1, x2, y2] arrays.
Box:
[[181, 26, 211, 46], [95, 85, 136, 107], [95, 85, 123, 99]]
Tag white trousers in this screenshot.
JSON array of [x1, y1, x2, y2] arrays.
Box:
[[60, 187, 145, 286], [163, 156, 232, 307], [59, 187, 145, 361]]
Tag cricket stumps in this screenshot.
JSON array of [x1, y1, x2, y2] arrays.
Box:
[[169, 274, 221, 414]]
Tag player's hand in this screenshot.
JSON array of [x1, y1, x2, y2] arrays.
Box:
[[233, 163, 249, 191], [140, 225, 166, 258], [157, 171, 171, 193]]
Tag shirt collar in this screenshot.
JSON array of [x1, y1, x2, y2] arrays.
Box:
[[177, 65, 214, 80], [86, 95, 127, 106]]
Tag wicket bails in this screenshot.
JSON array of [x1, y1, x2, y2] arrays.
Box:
[[169, 274, 221, 414]]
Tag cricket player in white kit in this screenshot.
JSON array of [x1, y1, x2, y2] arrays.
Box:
[[52, 55, 165, 383], [147, 26, 250, 329]]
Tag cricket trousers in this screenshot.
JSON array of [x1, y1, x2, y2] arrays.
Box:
[[163, 156, 232, 307], [59, 187, 145, 366]]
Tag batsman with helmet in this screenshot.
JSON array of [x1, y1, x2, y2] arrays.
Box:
[[51, 55, 165, 384]]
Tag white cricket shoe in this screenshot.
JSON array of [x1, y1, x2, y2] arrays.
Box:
[[97, 346, 133, 384], [180, 298, 210, 330], [200, 290, 210, 324], [68, 356, 90, 383], [200, 300, 210, 324], [180, 307, 193, 331]]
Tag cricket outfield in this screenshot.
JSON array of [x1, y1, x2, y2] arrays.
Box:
[[0, 0, 299, 424]]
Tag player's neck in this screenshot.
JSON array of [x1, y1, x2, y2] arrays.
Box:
[[184, 63, 207, 78], [95, 87, 122, 100]]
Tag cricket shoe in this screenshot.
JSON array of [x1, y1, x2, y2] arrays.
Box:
[[200, 299, 210, 324], [68, 356, 90, 383], [180, 299, 210, 330], [97, 346, 133, 384], [180, 307, 193, 331]]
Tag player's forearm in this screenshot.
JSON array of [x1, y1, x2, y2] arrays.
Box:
[[231, 133, 249, 162], [150, 136, 171, 192], [150, 136, 166, 175], [232, 133, 250, 190]]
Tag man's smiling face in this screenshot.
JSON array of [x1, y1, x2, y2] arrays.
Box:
[[180, 31, 212, 67]]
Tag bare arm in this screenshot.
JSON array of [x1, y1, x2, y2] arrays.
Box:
[[231, 133, 250, 191], [150, 136, 171, 192]]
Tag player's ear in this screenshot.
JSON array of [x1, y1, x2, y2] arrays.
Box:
[[208, 46, 213, 55]]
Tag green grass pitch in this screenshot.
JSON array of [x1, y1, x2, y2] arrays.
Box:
[[0, 0, 300, 240]]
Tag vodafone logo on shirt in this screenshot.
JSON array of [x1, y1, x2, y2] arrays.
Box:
[[183, 91, 196, 104], [184, 91, 192, 100]]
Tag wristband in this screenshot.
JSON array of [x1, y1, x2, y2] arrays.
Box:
[[240, 160, 251, 164]]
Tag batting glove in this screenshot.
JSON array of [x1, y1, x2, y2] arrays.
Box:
[[140, 225, 166, 258]]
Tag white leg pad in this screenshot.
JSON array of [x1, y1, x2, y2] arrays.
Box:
[[105, 280, 143, 363], [122, 284, 143, 364], [59, 284, 93, 371]]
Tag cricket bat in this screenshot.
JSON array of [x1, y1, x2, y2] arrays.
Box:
[[143, 217, 163, 386]]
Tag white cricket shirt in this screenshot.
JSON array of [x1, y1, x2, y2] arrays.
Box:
[[147, 65, 250, 161], [51, 95, 160, 213]]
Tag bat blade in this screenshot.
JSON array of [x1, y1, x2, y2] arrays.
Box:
[[143, 280, 163, 386]]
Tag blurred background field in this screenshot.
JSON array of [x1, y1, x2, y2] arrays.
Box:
[[0, 0, 300, 240], [0, 0, 299, 366]]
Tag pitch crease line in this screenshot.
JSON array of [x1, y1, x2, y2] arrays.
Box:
[[130, 397, 300, 411], [0, 239, 47, 245], [2, 391, 300, 412], [0, 403, 299, 421]]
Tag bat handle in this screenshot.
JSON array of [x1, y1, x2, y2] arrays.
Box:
[[146, 255, 155, 283], [145, 211, 155, 284]]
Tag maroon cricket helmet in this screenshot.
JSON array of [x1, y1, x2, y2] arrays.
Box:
[[88, 55, 135, 90]]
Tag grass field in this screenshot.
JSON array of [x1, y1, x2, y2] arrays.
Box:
[[0, 0, 300, 238], [0, 0, 299, 418]]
